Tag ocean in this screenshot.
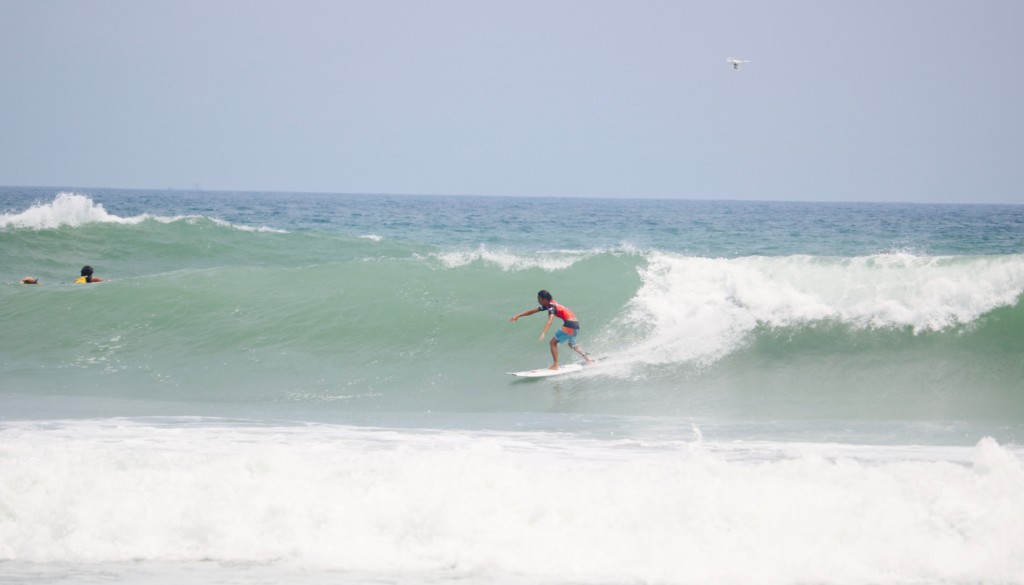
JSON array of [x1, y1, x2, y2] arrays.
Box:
[[1, 186, 1023, 585]]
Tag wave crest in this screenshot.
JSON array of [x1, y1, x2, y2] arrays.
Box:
[[0, 193, 285, 232], [434, 245, 590, 271], [612, 251, 1024, 366], [433, 244, 644, 272], [0, 192, 133, 229]]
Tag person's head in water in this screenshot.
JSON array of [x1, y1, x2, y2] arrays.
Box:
[[537, 289, 553, 307], [74, 265, 103, 284]]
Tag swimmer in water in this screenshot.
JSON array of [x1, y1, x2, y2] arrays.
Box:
[[73, 265, 104, 284]]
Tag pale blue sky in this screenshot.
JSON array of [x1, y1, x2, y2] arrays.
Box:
[[1, 0, 1022, 203]]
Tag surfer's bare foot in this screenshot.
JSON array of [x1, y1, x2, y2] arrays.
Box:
[[548, 364, 559, 370]]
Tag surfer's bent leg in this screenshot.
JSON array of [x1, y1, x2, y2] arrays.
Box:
[[562, 327, 592, 364]]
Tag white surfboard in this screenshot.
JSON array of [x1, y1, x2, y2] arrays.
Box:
[[509, 363, 586, 378]]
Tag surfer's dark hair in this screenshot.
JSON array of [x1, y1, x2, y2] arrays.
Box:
[[537, 290, 552, 301], [81, 265, 93, 277]]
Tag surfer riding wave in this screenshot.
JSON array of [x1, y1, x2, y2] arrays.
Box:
[[510, 290, 593, 370]]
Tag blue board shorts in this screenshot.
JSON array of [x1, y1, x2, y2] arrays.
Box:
[[554, 328, 579, 347]]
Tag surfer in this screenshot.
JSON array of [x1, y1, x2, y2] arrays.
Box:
[[74, 265, 104, 284], [509, 290, 593, 370], [21, 277, 39, 284]]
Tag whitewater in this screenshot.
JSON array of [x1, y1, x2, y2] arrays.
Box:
[[2, 187, 1023, 585]]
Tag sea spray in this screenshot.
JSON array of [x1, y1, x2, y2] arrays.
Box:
[[1, 420, 1022, 584], [611, 251, 1024, 368]]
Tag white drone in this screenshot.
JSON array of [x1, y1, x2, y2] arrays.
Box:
[[726, 58, 749, 70]]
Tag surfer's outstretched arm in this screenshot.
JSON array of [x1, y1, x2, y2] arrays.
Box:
[[509, 307, 541, 322]]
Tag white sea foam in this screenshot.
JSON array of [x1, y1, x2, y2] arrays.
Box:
[[205, 216, 287, 233], [434, 245, 590, 271], [611, 251, 1024, 366], [0, 420, 1022, 584], [434, 244, 642, 272], [0, 193, 138, 229], [0, 193, 286, 232]]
